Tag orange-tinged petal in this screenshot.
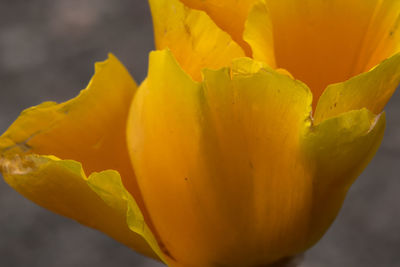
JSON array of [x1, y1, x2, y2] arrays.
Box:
[[179, 0, 256, 55], [265, 0, 400, 107], [149, 0, 245, 81], [301, 109, 385, 246], [128, 49, 314, 265], [0, 54, 144, 210], [243, 0, 275, 67], [0, 155, 161, 260], [353, 1, 400, 72], [314, 53, 400, 124]]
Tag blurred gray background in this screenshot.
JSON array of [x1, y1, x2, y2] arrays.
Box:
[[0, 1, 399, 266]]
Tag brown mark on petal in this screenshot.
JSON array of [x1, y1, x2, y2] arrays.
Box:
[[0, 155, 36, 175], [1, 135, 35, 154], [184, 23, 191, 37], [388, 15, 400, 38]]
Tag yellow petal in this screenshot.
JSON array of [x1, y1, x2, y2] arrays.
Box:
[[243, 0, 275, 67], [180, 0, 256, 55], [0, 155, 162, 261], [265, 0, 400, 107], [230, 56, 293, 78], [149, 0, 245, 81], [0, 54, 145, 211], [230, 56, 270, 75], [314, 53, 400, 124], [87, 169, 166, 262], [301, 109, 385, 246], [128, 49, 314, 265]]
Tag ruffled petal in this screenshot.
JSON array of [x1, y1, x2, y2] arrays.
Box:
[[127, 49, 314, 266], [243, 0, 275, 67], [314, 53, 400, 124], [149, 0, 245, 81], [301, 109, 385, 246], [0, 155, 163, 261], [0, 54, 145, 210]]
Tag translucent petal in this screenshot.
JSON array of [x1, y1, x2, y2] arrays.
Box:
[[302, 109, 386, 245], [314, 53, 400, 124]]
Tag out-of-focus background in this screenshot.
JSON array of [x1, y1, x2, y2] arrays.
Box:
[[0, 1, 399, 266]]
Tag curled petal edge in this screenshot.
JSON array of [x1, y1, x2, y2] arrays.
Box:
[[0, 154, 168, 263]]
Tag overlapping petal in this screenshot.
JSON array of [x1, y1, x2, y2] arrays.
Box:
[[127, 49, 387, 265], [128, 49, 312, 265], [195, 0, 398, 107], [149, 0, 245, 81], [1, 1, 398, 266], [179, 0, 256, 54], [243, 0, 275, 67]]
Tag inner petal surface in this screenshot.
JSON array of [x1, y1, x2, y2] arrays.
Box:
[[266, 0, 400, 107]]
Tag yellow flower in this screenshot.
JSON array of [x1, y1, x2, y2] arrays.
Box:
[[1, 0, 399, 266]]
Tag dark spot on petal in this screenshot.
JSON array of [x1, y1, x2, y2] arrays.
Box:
[[184, 24, 191, 36]]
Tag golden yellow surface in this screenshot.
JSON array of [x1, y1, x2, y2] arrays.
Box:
[[243, 0, 276, 68], [1, 0, 400, 266], [315, 53, 400, 123], [150, 0, 245, 81], [164, 0, 400, 108], [180, 0, 255, 55], [127, 50, 386, 266]]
